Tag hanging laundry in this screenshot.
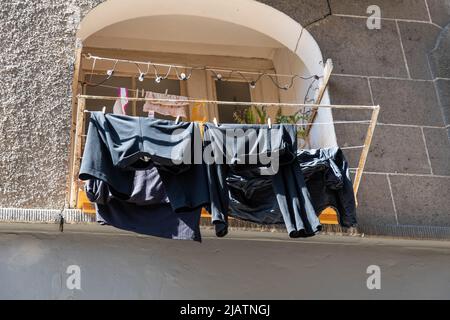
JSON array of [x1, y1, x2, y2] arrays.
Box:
[[297, 147, 357, 228], [79, 112, 209, 213], [226, 169, 283, 224], [112, 87, 128, 115], [203, 123, 321, 238], [143, 91, 189, 119], [78, 111, 356, 241], [84, 166, 202, 242]]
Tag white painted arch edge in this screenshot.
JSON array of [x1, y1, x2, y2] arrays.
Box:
[[76, 0, 337, 147]]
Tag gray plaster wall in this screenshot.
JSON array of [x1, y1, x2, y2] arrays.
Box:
[[0, 0, 449, 232], [0, 0, 102, 208], [2, 224, 450, 299]]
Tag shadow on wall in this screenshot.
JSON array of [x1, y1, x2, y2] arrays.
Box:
[[429, 22, 450, 134], [429, 22, 450, 79]]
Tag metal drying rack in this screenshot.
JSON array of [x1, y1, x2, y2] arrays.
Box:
[[68, 94, 379, 209]]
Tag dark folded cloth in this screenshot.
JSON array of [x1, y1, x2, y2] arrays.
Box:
[[79, 112, 209, 213], [85, 167, 202, 242], [297, 147, 357, 228]]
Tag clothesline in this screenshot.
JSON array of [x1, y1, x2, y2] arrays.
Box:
[[77, 95, 379, 110], [78, 132, 367, 151], [82, 79, 320, 106], [71, 94, 380, 208], [84, 53, 321, 79], [78, 146, 365, 155], [79, 110, 370, 127], [83, 81, 317, 95], [84, 82, 140, 92]]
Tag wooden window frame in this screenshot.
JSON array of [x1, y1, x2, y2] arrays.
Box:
[[67, 46, 277, 208]]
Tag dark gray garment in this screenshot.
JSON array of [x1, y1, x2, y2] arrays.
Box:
[[79, 112, 209, 212], [203, 123, 321, 238], [297, 147, 357, 228], [227, 168, 283, 224], [203, 122, 297, 168], [85, 167, 201, 242]]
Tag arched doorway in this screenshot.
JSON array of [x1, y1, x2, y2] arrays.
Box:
[[69, 0, 338, 216]]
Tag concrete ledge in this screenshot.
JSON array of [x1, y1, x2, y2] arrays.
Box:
[[1, 208, 450, 242], [0, 208, 95, 224], [200, 217, 450, 241]]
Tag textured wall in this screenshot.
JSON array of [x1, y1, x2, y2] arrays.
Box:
[[0, 0, 449, 230], [0, 0, 103, 208], [307, 0, 450, 227]]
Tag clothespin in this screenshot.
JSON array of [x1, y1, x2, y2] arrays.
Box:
[[213, 117, 218, 126], [267, 117, 272, 129], [57, 213, 64, 232], [175, 115, 181, 124], [102, 106, 106, 114], [165, 88, 169, 95]]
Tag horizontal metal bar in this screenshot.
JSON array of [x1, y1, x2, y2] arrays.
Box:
[[307, 120, 370, 125], [341, 145, 365, 150], [77, 95, 379, 110], [81, 111, 371, 126]]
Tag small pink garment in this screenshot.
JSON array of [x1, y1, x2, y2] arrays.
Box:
[[143, 91, 189, 118], [112, 88, 129, 115]]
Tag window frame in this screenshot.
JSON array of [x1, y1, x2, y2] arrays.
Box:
[[67, 46, 278, 208]]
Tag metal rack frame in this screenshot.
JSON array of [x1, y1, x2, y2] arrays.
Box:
[[68, 95, 379, 208]]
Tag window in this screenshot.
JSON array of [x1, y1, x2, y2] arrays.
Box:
[[215, 80, 252, 123], [83, 75, 182, 118], [69, 48, 280, 208]]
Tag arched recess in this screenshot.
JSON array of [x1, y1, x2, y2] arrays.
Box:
[[69, 0, 340, 209], [75, 0, 337, 147], [429, 23, 450, 135]]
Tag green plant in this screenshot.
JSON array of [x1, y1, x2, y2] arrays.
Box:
[[233, 106, 309, 141], [233, 106, 267, 124], [275, 107, 308, 139]]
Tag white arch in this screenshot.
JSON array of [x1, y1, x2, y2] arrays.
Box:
[[77, 0, 336, 147]]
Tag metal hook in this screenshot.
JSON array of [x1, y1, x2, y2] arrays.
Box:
[[106, 59, 119, 78]]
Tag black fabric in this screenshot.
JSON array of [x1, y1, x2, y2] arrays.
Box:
[[226, 169, 283, 224], [203, 123, 321, 238], [85, 167, 202, 242], [79, 112, 209, 213], [297, 147, 357, 228], [78, 112, 354, 240]]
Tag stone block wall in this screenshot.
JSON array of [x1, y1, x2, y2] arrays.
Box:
[[305, 0, 450, 228]]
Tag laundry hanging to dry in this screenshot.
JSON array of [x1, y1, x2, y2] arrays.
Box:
[[143, 91, 189, 118], [78, 111, 357, 241]]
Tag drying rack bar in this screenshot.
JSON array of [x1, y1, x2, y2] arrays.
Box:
[[85, 53, 312, 78], [69, 95, 380, 209], [76, 95, 379, 110], [81, 110, 371, 127]]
